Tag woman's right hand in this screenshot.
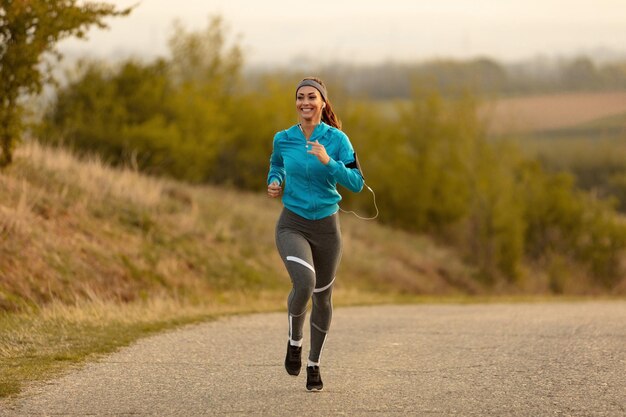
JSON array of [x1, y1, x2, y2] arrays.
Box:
[[267, 181, 282, 198]]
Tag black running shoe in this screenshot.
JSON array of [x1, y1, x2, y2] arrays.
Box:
[[284, 342, 302, 376], [306, 366, 323, 391]]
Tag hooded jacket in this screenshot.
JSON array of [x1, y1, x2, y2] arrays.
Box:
[[267, 122, 364, 220]]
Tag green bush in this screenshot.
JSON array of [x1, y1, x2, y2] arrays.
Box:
[[343, 88, 626, 286]]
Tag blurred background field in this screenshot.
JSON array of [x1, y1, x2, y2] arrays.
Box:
[[2, 0, 626, 399], [485, 91, 626, 134]]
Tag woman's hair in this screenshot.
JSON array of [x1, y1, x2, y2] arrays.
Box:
[[299, 77, 342, 129]]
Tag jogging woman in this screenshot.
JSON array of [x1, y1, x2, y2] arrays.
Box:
[[267, 77, 364, 391]]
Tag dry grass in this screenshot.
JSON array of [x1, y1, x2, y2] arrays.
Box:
[[341, 216, 479, 295], [0, 141, 286, 309], [1, 141, 474, 312], [19, 141, 166, 208]]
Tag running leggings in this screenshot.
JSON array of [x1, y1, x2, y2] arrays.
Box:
[[275, 208, 342, 365]]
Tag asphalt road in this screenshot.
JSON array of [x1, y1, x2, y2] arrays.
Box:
[[2, 302, 625, 416]]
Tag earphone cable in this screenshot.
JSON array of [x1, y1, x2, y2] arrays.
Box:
[[339, 183, 379, 220]]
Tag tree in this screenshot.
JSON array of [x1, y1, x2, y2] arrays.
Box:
[[0, 0, 132, 167], [41, 16, 256, 185]]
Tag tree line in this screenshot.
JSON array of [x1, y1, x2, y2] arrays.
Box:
[[37, 18, 626, 292], [318, 56, 626, 99]]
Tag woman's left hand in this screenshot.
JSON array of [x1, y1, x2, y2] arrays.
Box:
[[307, 140, 331, 165]]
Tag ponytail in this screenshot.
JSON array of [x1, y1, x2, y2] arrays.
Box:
[[322, 100, 342, 129]]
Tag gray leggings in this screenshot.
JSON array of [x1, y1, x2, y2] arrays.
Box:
[[275, 208, 342, 365]]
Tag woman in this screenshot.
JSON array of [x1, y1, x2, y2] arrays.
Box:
[[267, 77, 364, 391]]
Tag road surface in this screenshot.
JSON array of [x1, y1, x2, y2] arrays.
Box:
[[2, 302, 625, 416]]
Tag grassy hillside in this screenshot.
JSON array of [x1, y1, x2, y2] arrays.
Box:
[[0, 141, 479, 313]]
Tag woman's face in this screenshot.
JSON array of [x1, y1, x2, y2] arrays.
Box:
[[296, 86, 324, 123]]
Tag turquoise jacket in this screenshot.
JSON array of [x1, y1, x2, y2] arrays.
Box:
[[267, 122, 364, 220]]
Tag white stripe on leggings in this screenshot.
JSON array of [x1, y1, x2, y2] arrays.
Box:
[[318, 333, 328, 364], [313, 277, 335, 293], [286, 256, 315, 272], [288, 314, 304, 346]]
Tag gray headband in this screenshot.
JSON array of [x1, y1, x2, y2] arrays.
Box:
[[295, 79, 328, 102]]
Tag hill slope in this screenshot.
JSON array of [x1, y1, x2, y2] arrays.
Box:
[[0, 142, 478, 312]]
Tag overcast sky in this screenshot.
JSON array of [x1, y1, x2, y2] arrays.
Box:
[[58, 0, 626, 67]]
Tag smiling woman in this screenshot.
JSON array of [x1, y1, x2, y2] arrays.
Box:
[[266, 77, 364, 392]]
